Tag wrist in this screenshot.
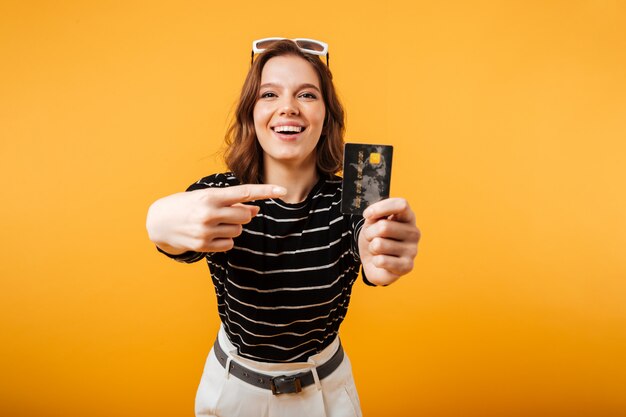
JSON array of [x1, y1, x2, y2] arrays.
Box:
[[155, 243, 189, 256]]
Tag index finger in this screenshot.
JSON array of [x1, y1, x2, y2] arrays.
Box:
[[213, 184, 287, 206], [363, 198, 414, 223]]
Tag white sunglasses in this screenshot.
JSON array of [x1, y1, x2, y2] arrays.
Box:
[[251, 37, 330, 67]]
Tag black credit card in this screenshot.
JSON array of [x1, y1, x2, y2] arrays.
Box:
[[341, 143, 393, 215]]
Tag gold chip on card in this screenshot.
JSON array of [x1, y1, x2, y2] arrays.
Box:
[[369, 152, 381, 164]]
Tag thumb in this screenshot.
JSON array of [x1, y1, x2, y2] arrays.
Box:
[[232, 203, 260, 219], [248, 205, 261, 217], [361, 216, 376, 235]]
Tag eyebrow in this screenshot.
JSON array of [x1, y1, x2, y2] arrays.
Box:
[[259, 83, 321, 93]]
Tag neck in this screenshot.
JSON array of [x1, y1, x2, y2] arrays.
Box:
[[263, 159, 319, 204]]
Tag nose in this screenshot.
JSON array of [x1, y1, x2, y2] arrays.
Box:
[[278, 96, 299, 116]]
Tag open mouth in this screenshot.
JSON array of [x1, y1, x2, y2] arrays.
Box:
[[271, 126, 306, 136]]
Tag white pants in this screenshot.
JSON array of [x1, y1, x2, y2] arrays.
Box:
[[195, 326, 362, 417]]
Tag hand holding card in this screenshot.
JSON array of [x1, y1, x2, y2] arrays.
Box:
[[341, 143, 394, 215]]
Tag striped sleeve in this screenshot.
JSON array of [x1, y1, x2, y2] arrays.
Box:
[[156, 246, 206, 263]]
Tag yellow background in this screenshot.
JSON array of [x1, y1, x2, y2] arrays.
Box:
[[1, 1, 625, 416]]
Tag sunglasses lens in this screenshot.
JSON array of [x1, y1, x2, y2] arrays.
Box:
[[295, 40, 325, 53], [255, 39, 280, 51]]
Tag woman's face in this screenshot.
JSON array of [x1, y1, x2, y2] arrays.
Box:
[[253, 55, 326, 171]]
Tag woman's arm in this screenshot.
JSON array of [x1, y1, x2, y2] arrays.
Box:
[[146, 184, 286, 255]]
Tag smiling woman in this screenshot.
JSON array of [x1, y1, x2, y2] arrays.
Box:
[[224, 40, 346, 188], [145, 38, 421, 417]]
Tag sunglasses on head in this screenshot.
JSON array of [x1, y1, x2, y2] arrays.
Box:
[[251, 37, 330, 67]]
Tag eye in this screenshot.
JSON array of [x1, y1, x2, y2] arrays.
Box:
[[260, 91, 277, 98], [299, 92, 317, 99]]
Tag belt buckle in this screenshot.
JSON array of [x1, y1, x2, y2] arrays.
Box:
[[270, 375, 302, 395]]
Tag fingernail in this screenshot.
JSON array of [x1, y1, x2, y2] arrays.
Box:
[[273, 186, 287, 195]]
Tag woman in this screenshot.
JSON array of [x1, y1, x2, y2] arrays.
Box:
[[146, 38, 421, 417]]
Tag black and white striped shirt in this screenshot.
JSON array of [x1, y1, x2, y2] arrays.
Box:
[[159, 172, 373, 363]]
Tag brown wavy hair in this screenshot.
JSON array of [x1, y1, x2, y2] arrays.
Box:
[[224, 39, 345, 184]]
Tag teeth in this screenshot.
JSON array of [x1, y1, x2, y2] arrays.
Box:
[[273, 125, 303, 133]]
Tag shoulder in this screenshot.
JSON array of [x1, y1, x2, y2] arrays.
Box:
[[317, 173, 343, 196], [185, 172, 241, 192]]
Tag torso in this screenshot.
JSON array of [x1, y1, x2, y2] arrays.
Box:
[[188, 172, 364, 363]]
